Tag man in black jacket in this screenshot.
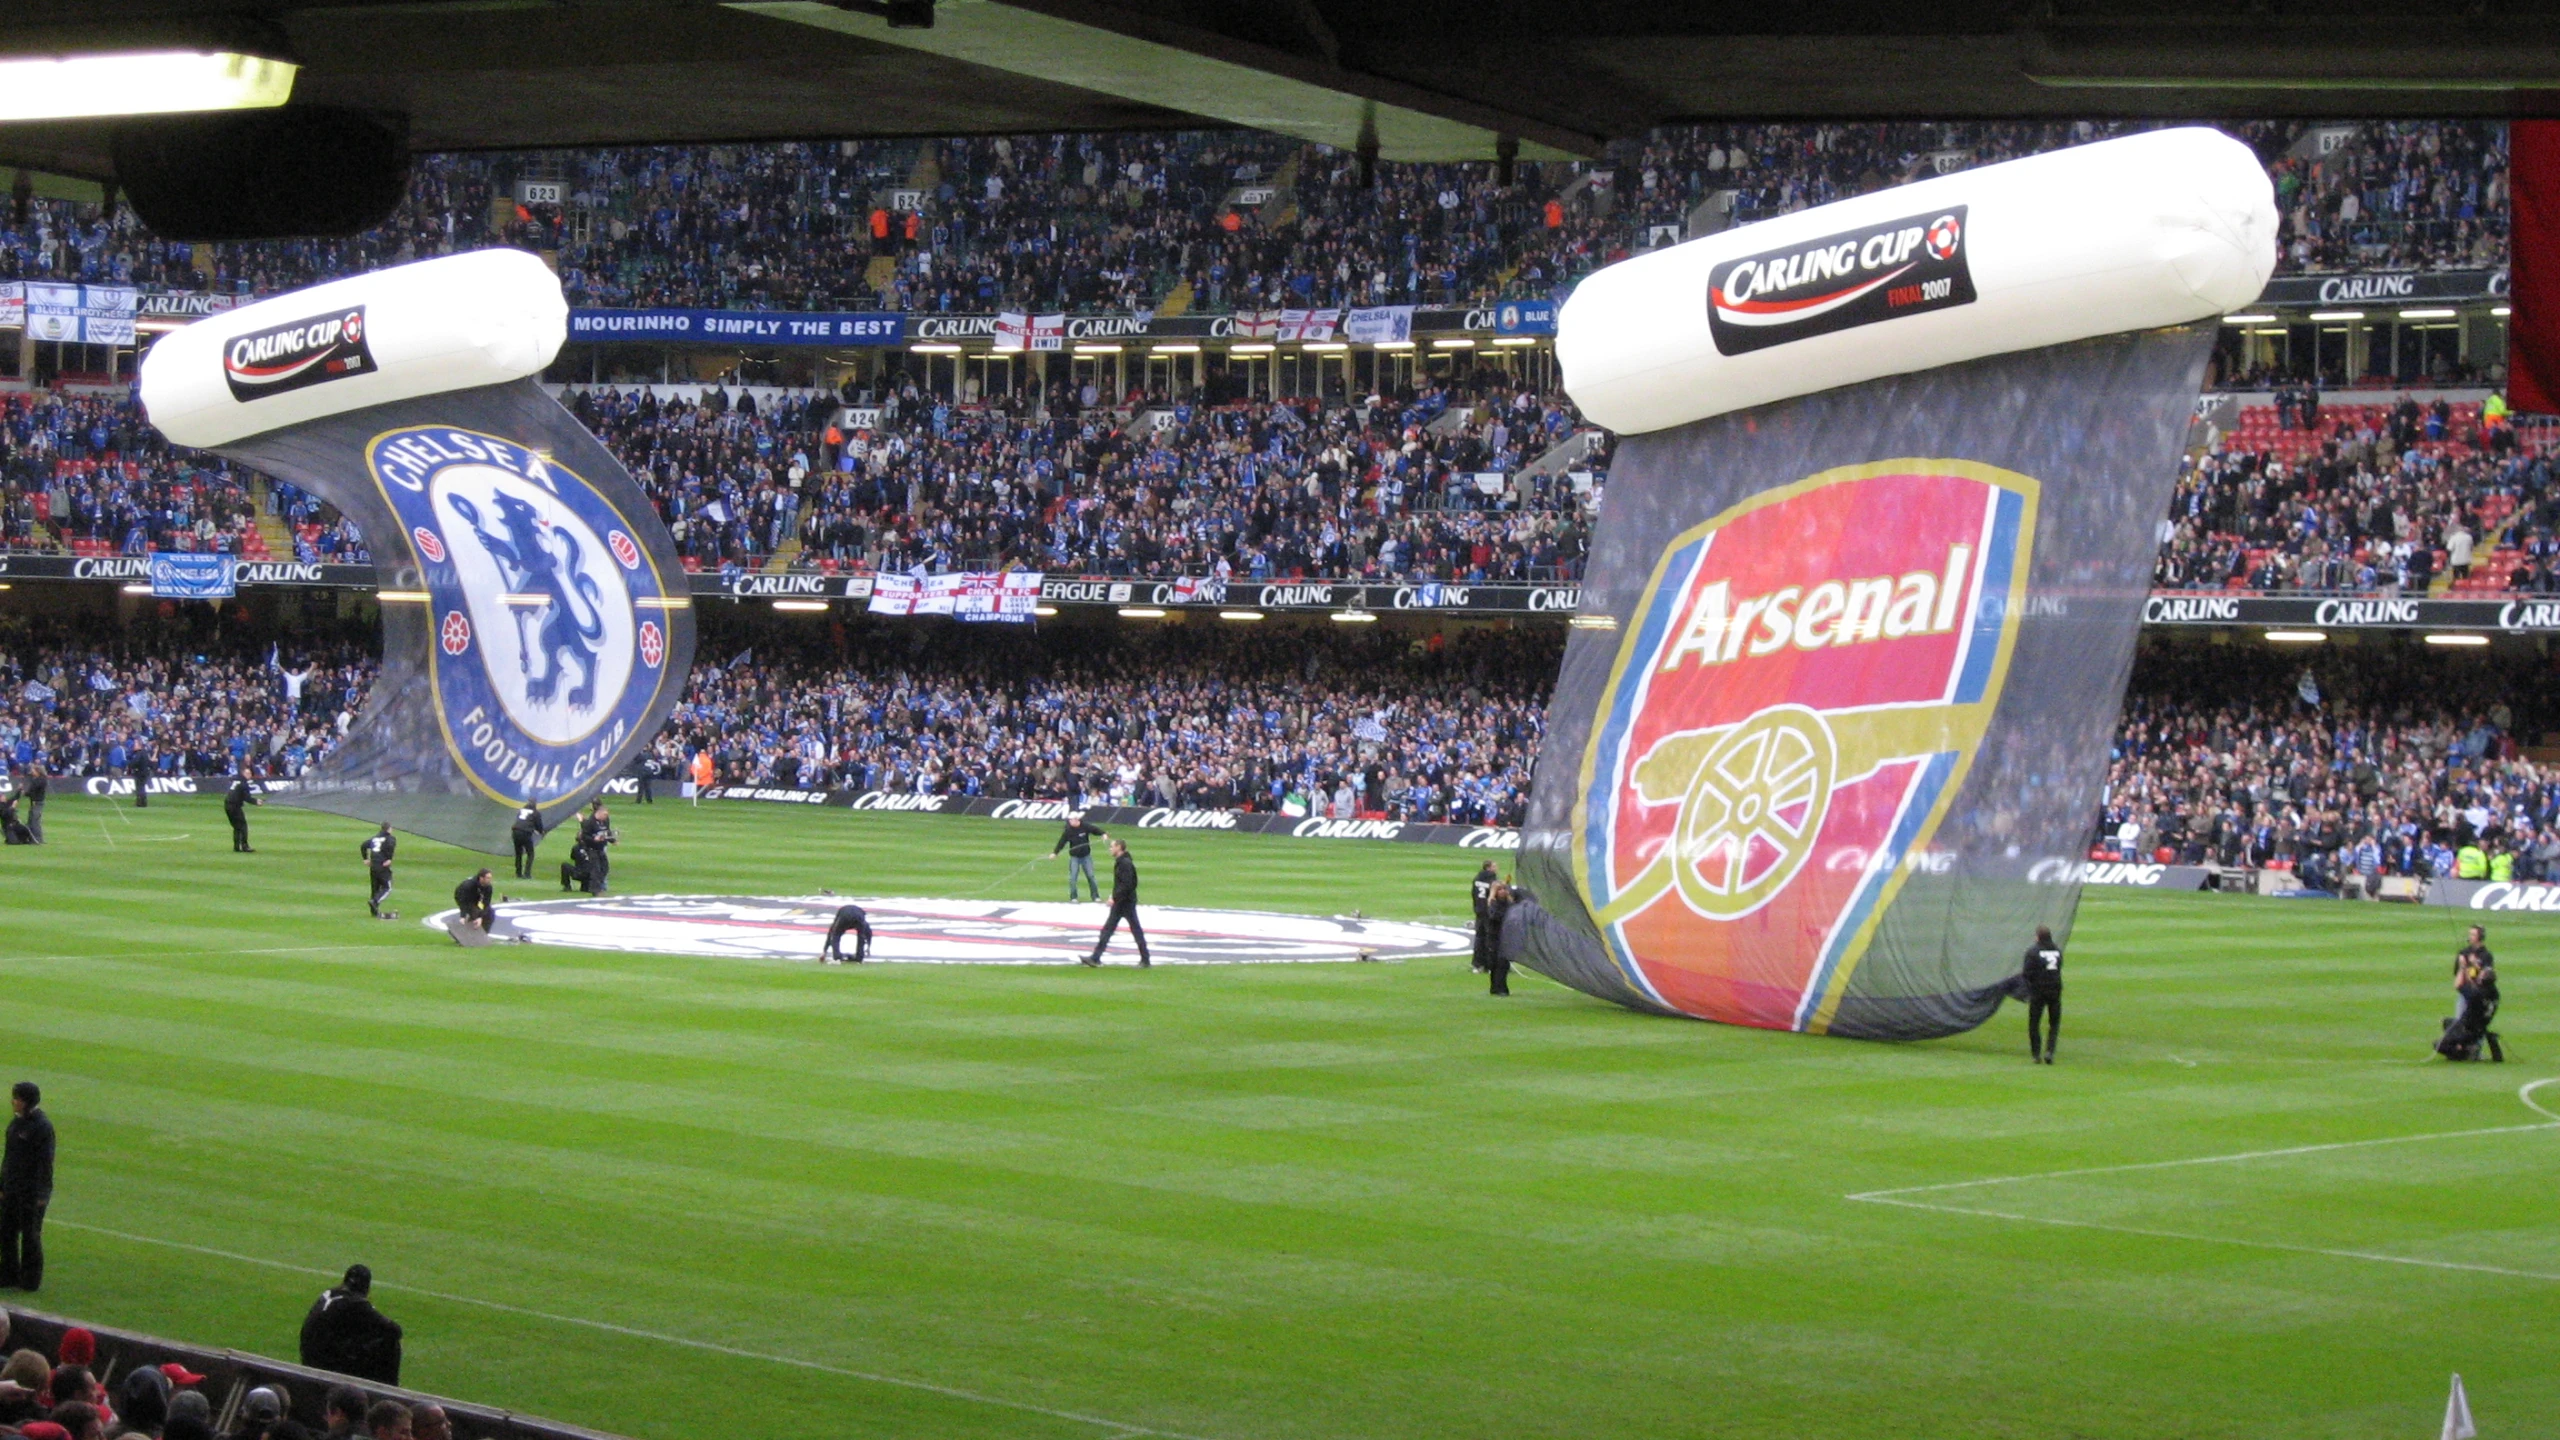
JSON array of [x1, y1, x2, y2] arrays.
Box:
[[2022, 926, 2064, 1064], [453, 869, 496, 932], [18, 769, 42, 845], [300, 1264, 402, 1385], [821, 903, 872, 964], [1, 1082, 53, 1290], [509, 805, 542, 880], [1470, 861, 1501, 973], [1483, 881, 1516, 996], [1050, 812, 1105, 902], [1083, 839, 1150, 967], [360, 826, 397, 919], [225, 772, 261, 853]]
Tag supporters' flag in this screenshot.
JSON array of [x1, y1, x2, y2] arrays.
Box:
[[1169, 575, 1226, 605], [870, 571, 1044, 622], [1030, 314, 1065, 352], [18, 681, 53, 704], [1234, 310, 1280, 340], [136, 250, 696, 855], [2513, 121, 2560, 413], [726, 648, 755, 671], [1351, 714, 1389, 743], [2443, 1374, 2475, 1440], [1342, 305, 1414, 344], [1512, 131, 2270, 1039], [1274, 308, 1342, 342], [993, 311, 1031, 353]]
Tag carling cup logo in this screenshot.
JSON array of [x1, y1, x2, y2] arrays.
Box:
[[1574, 461, 2036, 1032], [368, 425, 677, 804]]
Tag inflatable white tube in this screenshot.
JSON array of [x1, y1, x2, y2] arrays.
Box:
[[140, 249, 566, 449], [1557, 127, 2276, 436]]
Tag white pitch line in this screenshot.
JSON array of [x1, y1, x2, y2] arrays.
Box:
[[1846, 1079, 2560, 1282], [54, 1220, 1220, 1440]]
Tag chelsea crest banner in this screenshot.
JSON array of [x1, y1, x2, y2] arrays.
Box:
[[140, 251, 696, 854], [1522, 130, 2276, 1038]]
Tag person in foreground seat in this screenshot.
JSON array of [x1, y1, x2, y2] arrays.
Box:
[[301, 1264, 404, 1385]]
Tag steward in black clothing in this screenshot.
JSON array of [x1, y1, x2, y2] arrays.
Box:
[[225, 775, 260, 852], [2444, 926, 2505, 1062], [822, 904, 872, 963], [453, 870, 495, 931], [561, 804, 616, 895], [0, 791, 27, 846], [299, 1264, 402, 1385], [1052, 814, 1105, 901], [1484, 882, 1516, 995], [19, 770, 42, 844], [510, 805, 542, 880], [1470, 862, 1501, 973], [1084, 840, 1150, 966], [360, 826, 397, 918], [2021, 926, 2064, 1063], [1, 1082, 53, 1290]]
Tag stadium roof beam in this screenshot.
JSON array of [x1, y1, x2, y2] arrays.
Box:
[[729, 0, 1597, 160]]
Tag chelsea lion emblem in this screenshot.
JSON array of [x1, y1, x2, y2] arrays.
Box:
[[370, 424, 678, 804]]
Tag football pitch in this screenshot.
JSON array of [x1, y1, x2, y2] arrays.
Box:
[[3, 793, 2554, 1439]]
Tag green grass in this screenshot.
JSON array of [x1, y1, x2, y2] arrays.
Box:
[[4, 792, 2556, 1440]]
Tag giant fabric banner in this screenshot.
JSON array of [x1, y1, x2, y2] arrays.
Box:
[[1513, 331, 2215, 1036], [1520, 129, 2275, 1040], [141, 251, 696, 854]]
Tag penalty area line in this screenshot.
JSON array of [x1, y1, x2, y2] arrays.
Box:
[[1845, 1079, 2560, 1282], [53, 1220, 1221, 1440]]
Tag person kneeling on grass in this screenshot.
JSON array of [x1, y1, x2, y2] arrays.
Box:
[[453, 869, 496, 933]]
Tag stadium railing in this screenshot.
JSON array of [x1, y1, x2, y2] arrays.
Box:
[[1, 1306, 629, 1440]]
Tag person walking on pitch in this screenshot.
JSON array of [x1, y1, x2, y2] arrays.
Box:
[[1470, 860, 1501, 973], [2022, 925, 2064, 1063], [360, 824, 397, 919], [1051, 812, 1105, 901], [821, 903, 872, 964], [224, 770, 261, 852], [0, 1081, 53, 1291], [510, 804, 542, 880], [1483, 881, 1516, 995], [1084, 839, 1150, 967]]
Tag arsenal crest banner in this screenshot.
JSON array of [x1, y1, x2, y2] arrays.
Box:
[[140, 251, 697, 854], [1526, 130, 2276, 1038]]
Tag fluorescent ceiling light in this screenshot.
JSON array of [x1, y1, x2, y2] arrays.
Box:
[[2307, 310, 2365, 322], [1218, 609, 1265, 622], [909, 342, 962, 354], [1431, 338, 1477, 349], [1329, 609, 1376, 623], [1118, 606, 1167, 619], [1229, 343, 1275, 355], [2221, 313, 2276, 324], [2397, 308, 2458, 320], [120, 583, 155, 595], [1490, 337, 1539, 347], [1151, 344, 1199, 354], [1567, 614, 1618, 630], [770, 599, 829, 612], [1072, 343, 1122, 354], [1302, 342, 1349, 353], [0, 51, 297, 122], [2425, 632, 2490, 646], [1375, 340, 1416, 351], [1032, 604, 1058, 616], [2263, 630, 2328, 644], [2493, 306, 2513, 317]]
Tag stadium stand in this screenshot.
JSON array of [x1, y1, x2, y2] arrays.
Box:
[[0, 122, 2507, 313], [2153, 399, 2559, 593], [0, 1305, 618, 1440], [2107, 638, 2560, 886]]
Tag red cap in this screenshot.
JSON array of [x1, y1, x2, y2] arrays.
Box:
[[56, 1328, 95, 1365], [21, 1422, 72, 1440], [159, 1362, 207, 1386]]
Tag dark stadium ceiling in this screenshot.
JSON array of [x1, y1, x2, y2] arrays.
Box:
[[7, 0, 2560, 186]]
